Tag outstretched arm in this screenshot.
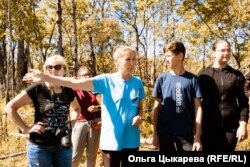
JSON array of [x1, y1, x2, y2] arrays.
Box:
[[23, 70, 94, 91]]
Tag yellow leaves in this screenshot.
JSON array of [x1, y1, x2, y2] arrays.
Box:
[[97, 18, 121, 44], [79, 16, 122, 47], [137, 0, 153, 10]]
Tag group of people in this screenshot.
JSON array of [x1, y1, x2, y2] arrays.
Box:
[[4, 40, 250, 167]]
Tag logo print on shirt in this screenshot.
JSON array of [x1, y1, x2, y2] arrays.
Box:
[[175, 82, 183, 113]]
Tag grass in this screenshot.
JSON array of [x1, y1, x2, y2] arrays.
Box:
[[0, 98, 250, 167]]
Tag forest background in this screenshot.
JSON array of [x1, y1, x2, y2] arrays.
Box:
[[0, 0, 250, 166]]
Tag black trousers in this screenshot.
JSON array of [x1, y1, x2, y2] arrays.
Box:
[[101, 148, 139, 167], [202, 129, 237, 151], [158, 135, 193, 151]]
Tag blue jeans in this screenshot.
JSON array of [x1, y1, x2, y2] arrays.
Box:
[[27, 142, 72, 167]]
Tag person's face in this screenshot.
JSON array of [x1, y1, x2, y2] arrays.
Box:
[[78, 69, 93, 79], [45, 60, 65, 76], [213, 41, 232, 65], [115, 52, 137, 74], [165, 51, 183, 68]]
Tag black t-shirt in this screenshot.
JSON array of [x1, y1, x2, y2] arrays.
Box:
[[26, 83, 75, 145]]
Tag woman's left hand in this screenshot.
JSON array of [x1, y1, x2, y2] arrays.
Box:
[[192, 141, 202, 151], [236, 122, 248, 142], [88, 105, 100, 113], [132, 115, 142, 126]]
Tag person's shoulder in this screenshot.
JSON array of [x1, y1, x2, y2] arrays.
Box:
[[181, 70, 196, 77], [183, 71, 200, 81], [185, 71, 196, 76], [245, 71, 250, 79], [92, 73, 110, 82], [197, 66, 213, 76], [226, 65, 244, 77], [131, 75, 143, 81], [154, 72, 171, 83], [26, 82, 44, 90], [157, 71, 170, 78]]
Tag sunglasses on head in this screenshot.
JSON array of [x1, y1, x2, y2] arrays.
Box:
[[45, 64, 63, 71]]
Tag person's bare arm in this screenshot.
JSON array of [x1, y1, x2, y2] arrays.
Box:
[[23, 70, 94, 91], [236, 121, 248, 142], [152, 98, 161, 149], [69, 97, 81, 128], [192, 98, 203, 151], [132, 100, 144, 126], [4, 91, 44, 134]]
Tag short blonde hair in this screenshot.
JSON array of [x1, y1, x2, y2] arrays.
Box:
[[113, 45, 137, 60], [43, 54, 70, 77]]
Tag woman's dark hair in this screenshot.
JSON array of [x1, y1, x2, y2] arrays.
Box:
[[77, 65, 95, 76], [163, 41, 186, 58]]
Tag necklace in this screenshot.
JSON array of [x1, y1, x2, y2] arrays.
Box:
[[54, 93, 60, 101], [48, 86, 62, 102]]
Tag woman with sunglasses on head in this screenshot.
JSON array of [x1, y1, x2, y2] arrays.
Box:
[[198, 39, 249, 151], [71, 66, 101, 167], [4, 54, 80, 167]]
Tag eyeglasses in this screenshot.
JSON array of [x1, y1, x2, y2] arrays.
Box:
[[215, 49, 232, 53], [45, 64, 63, 71]]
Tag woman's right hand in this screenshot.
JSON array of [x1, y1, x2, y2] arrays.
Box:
[[25, 122, 45, 134], [22, 69, 43, 84], [152, 134, 159, 150]]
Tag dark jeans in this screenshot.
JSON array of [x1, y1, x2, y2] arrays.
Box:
[[158, 135, 193, 151], [101, 148, 139, 167]]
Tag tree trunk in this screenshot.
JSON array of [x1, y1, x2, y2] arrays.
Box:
[[26, 43, 33, 69], [71, 0, 78, 76], [136, 33, 142, 78], [0, 50, 4, 98], [16, 40, 28, 92], [57, 0, 63, 56], [88, 35, 96, 75], [11, 42, 15, 97], [6, 0, 12, 103], [0, 40, 7, 98]]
